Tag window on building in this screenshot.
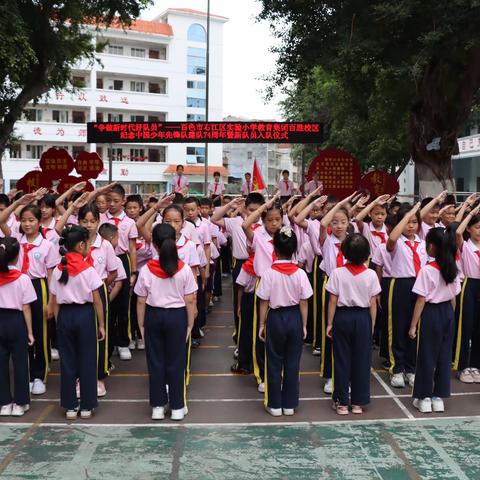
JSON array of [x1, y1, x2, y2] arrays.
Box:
[[108, 45, 124, 55], [187, 80, 206, 90], [107, 148, 123, 161], [188, 24, 207, 42], [148, 147, 166, 163], [187, 114, 206, 122], [96, 112, 103, 122], [9, 145, 21, 158], [26, 145, 43, 159], [457, 178, 465, 192], [187, 47, 206, 75], [107, 113, 123, 122], [131, 115, 145, 122], [149, 47, 167, 60], [96, 78, 104, 89], [186, 146, 205, 164], [24, 109, 43, 122], [148, 113, 167, 122], [52, 110, 69, 123], [72, 111, 86, 124], [130, 148, 146, 162], [187, 97, 207, 108], [130, 81, 145, 92], [247, 151, 253, 160], [131, 47, 146, 58], [72, 76, 86, 88], [113, 80, 123, 91], [148, 80, 167, 94]]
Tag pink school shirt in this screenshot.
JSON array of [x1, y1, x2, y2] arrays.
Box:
[[14, 233, 60, 279], [389, 235, 428, 278], [0, 214, 17, 239], [372, 243, 393, 277], [236, 268, 257, 293], [181, 220, 199, 246], [306, 218, 321, 256], [277, 179, 294, 196], [90, 234, 118, 280], [419, 221, 439, 241], [208, 180, 226, 196], [320, 234, 345, 277], [171, 175, 189, 193], [362, 222, 388, 256], [256, 261, 313, 309], [241, 180, 253, 196], [113, 256, 127, 282], [42, 218, 60, 248], [224, 216, 249, 260], [134, 263, 198, 308], [50, 266, 103, 304], [412, 263, 461, 303], [297, 241, 315, 274], [326, 266, 381, 307], [105, 211, 138, 255], [194, 218, 212, 247], [0, 268, 37, 310], [150, 234, 200, 269], [136, 237, 152, 270], [460, 239, 480, 279], [305, 179, 321, 195], [252, 227, 275, 277]]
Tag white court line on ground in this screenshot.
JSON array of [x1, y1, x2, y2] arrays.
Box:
[[2, 415, 480, 429], [372, 372, 415, 419]]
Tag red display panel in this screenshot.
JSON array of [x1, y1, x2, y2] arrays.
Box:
[[361, 170, 399, 198], [87, 122, 323, 144]]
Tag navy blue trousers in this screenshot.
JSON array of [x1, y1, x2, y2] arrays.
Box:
[[319, 273, 332, 379], [144, 305, 187, 410], [111, 253, 131, 348], [237, 291, 254, 371], [454, 278, 480, 371], [29, 278, 49, 382], [253, 283, 265, 384], [265, 305, 303, 409], [193, 275, 205, 337], [0, 309, 30, 406], [58, 303, 98, 410], [413, 301, 454, 399], [332, 307, 372, 406], [96, 284, 109, 380], [231, 258, 246, 344], [389, 278, 417, 374], [379, 277, 392, 360], [213, 258, 223, 297], [305, 271, 314, 344]]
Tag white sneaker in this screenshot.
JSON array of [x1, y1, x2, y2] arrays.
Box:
[[431, 397, 445, 413], [80, 410, 92, 419], [97, 381, 106, 397], [118, 347, 132, 361], [233, 348, 239, 360], [136, 339, 145, 350], [11, 404, 29, 417], [76, 380, 81, 399], [0, 404, 12, 416], [31, 378, 46, 395], [390, 373, 405, 388], [413, 397, 432, 413], [199, 328, 205, 338], [404, 373, 415, 387], [128, 340, 136, 350], [312, 348, 321, 356], [66, 409, 78, 420], [323, 378, 333, 394], [209, 300, 214, 307], [283, 408, 294, 416], [151, 406, 165, 420], [265, 406, 282, 417], [29, 382, 33, 393], [257, 383, 265, 393], [171, 406, 188, 421], [51, 348, 59, 361]]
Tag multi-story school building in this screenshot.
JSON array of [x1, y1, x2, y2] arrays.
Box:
[[2, 8, 228, 194]]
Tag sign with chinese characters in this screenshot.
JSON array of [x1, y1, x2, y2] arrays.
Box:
[[16, 171, 52, 193], [39, 148, 74, 180], [457, 135, 480, 154], [360, 170, 399, 198], [307, 148, 362, 198], [74, 151, 104, 179], [87, 121, 323, 144]]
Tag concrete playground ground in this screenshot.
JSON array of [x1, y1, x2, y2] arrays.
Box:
[[1, 279, 480, 479]]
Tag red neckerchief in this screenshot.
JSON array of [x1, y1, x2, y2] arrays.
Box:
[[147, 259, 185, 278], [268, 239, 278, 262], [136, 238, 144, 251], [214, 182, 219, 194], [429, 261, 440, 270], [371, 230, 387, 244], [177, 176, 181, 189], [284, 180, 289, 193], [57, 252, 94, 276], [21, 243, 35, 274], [344, 264, 367, 276], [0, 269, 22, 286], [241, 256, 256, 277], [405, 240, 421, 276], [271, 262, 298, 275], [334, 243, 344, 268]]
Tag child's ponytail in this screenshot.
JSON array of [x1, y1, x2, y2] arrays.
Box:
[[152, 223, 179, 277], [58, 224, 89, 285], [426, 227, 457, 284], [0, 237, 20, 273]]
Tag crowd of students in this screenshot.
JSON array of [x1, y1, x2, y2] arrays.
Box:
[[0, 178, 476, 421]]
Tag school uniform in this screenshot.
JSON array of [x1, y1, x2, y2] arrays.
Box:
[[171, 174, 189, 193], [14, 232, 60, 383], [212, 224, 227, 298], [413, 262, 460, 399], [134, 260, 198, 410], [304, 179, 321, 195], [50, 253, 103, 411], [0, 214, 16, 238], [326, 264, 381, 406], [361, 223, 388, 260], [0, 268, 37, 407], [208, 180, 226, 198], [256, 261, 313, 410], [241, 180, 253, 196], [388, 235, 428, 375], [297, 241, 315, 344], [453, 239, 480, 371], [41, 218, 60, 248], [104, 211, 138, 348], [277, 179, 295, 203]]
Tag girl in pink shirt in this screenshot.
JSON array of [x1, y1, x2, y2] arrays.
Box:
[[386, 203, 428, 389], [409, 227, 460, 413], [50, 225, 105, 420], [135, 224, 197, 421], [326, 234, 381, 415], [257, 227, 313, 416], [0, 237, 36, 417]]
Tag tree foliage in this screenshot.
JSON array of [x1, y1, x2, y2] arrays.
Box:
[[0, 0, 151, 178], [259, 0, 480, 191]]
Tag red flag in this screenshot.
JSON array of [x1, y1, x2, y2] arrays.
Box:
[[252, 159, 266, 190]]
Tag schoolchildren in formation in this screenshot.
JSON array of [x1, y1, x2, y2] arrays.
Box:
[[1, 167, 479, 421]]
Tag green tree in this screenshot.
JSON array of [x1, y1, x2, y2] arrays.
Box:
[[0, 0, 151, 179], [259, 0, 480, 195]]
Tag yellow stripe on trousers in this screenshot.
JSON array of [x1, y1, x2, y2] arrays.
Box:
[[40, 279, 49, 384], [312, 256, 319, 347], [252, 278, 262, 385], [387, 278, 396, 375], [453, 278, 468, 371]]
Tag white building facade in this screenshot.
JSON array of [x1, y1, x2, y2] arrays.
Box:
[[3, 8, 228, 194]]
